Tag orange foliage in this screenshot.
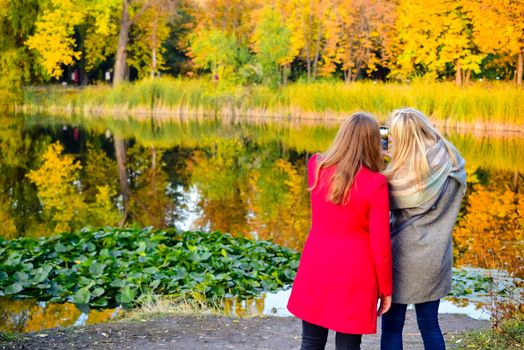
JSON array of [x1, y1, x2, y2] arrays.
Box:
[[454, 184, 524, 278]]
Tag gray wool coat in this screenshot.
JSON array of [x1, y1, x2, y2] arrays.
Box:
[[389, 177, 465, 304]]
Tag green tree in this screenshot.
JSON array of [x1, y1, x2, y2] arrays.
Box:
[[0, 0, 42, 102], [252, 8, 292, 87], [189, 28, 240, 81]]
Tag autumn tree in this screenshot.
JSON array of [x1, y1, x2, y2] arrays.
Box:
[[0, 0, 42, 101], [113, 0, 174, 86], [251, 7, 292, 87], [277, 0, 329, 80], [27, 142, 120, 234], [323, 0, 396, 81], [194, 0, 259, 47], [393, 0, 485, 85], [25, 0, 84, 79], [470, 0, 524, 85], [128, 1, 176, 78], [189, 28, 240, 81]]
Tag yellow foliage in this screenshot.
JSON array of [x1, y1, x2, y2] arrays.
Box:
[[26, 142, 86, 233], [393, 0, 484, 79], [87, 185, 120, 227], [0, 199, 17, 239], [26, 142, 120, 234], [248, 158, 310, 249], [25, 0, 84, 78], [454, 184, 524, 277]]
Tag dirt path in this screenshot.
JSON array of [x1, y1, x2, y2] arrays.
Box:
[[1, 312, 488, 350]]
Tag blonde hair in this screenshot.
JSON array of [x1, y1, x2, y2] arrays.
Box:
[[383, 108, 457, 190], [311, 112, 383, 205]]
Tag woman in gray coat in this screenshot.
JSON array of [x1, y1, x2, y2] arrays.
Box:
[[381, 108, 467, 350]]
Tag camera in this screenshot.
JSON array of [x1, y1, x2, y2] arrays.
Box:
[[380, 126, 389, 150]]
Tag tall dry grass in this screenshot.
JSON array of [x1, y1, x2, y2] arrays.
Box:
[[21, 78, 524, 128]]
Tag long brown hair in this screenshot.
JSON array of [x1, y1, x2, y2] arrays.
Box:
[[310, 112, 383, 205]]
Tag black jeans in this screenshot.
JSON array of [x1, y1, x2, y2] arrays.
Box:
[[301, 320, 362, 350]]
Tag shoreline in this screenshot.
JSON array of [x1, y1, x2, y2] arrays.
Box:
[[14, 104, 524, 135], [0, 312, 490, 350]]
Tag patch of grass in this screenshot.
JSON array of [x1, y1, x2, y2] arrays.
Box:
[[122, 293, 223, 321], [0, 330, 22, 342], [20, 78, 524, 127], [453, 313, 524, 350]]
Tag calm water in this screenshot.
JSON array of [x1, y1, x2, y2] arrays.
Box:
[[0, 113, 522, 332]]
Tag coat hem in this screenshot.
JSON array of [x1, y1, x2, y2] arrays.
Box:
[[287, 306, 377, 335], [391, 291, 449, 305]]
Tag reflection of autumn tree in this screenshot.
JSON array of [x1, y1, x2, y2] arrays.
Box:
[[26, 142, 87, 234], [0, 298, 117, 332], [83, 142, 118, 203], [23, 303, 81, 332], [188, 140, 311, 247], [127, 144, 173, 227], [86, 308, 120, 325], [188, 140, 250, 235], [454, 174, 524, 278], [0, 198, 16, 239], [27, 142, 120, 234], [248, 157, 310, 250], [0, 116, 48, 238], [0, 299, 79, 332]]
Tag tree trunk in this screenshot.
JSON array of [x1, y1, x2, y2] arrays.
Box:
[[517, 51, 523, 86], [150, 16, 158, 78], [464, 69, 471, 85], [151, 47, 157, 78], [455, 62, 462, 86], [344, 69, 349, 83], [305, 0, 314, 81], [281, 64, 289, 86], [114, 0, 132, 86], [151, 146, 157, 199], [512, 170, 519, 193], [312, 23, 322, 80], [305, 43, 311, 80], [114, 137, 131, 226]]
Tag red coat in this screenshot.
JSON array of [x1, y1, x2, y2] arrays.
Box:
[[287, 154, 392, 334]]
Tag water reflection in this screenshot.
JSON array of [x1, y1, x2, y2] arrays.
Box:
[[0, 288, 491, 333], [0, 113, 522, 331], [0, 298, 120, 333]]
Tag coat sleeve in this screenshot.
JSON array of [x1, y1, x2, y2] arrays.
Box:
[[369, 176, 393, 297]]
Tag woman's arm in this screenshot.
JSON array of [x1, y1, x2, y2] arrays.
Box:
[[369, 176, 393, 298]]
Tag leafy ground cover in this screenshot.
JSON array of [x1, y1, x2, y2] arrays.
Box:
[[0, 226, 507, 314], [0, 227, 299, 310]]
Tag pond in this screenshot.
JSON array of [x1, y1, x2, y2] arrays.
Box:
[[0, 112, 522, 332]]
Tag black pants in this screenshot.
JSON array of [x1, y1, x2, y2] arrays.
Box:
[[301, 320, 362, 350]]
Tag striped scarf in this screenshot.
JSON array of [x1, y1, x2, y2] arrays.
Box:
[[388, 139, 467, 210]]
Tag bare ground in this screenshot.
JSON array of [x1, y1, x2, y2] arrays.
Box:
[[0, 312, 489, 350]]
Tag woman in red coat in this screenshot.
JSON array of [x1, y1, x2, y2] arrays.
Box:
[[287, 113, 393, 350]]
